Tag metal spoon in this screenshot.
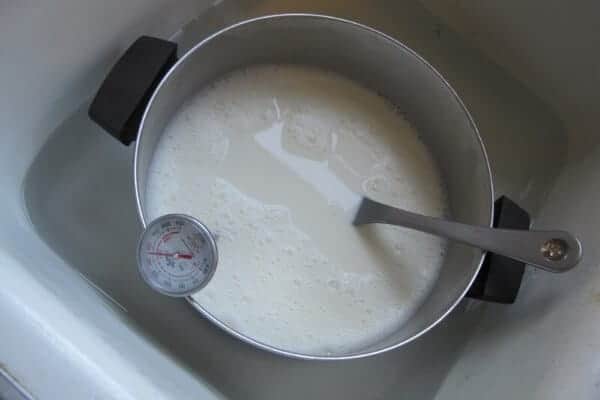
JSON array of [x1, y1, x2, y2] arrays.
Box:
[[353, 197, 582, 272]]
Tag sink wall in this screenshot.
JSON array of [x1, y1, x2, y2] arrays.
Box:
[[0, 0, 228, 398], [421, 2, 600, 399]]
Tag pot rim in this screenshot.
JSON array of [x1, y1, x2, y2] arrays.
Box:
[[133, 13, 495, 361]]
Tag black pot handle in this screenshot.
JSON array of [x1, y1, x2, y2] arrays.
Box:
[[466, 196, 530, 304], [89, 36, 178, 145]]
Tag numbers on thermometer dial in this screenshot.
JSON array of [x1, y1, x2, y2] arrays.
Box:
[[137, 214, 218, 297]]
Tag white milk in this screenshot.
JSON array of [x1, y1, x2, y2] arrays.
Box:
[[145, 65, 448, 355]]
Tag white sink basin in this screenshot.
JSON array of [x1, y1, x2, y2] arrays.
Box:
[[1, 0, 579, 398]]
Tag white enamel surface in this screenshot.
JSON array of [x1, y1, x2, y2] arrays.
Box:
[[0, 0, 224, 399], [3, 0, 595, 398], [420, 2, 600, 399]]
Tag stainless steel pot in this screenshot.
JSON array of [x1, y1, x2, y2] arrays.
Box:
[[90, 14, 493, 360]]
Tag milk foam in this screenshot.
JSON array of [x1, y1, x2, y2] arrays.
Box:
[[146, 65, 447, 355]]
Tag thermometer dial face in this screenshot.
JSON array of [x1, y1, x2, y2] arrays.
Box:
[[137, 214, 218, 297]]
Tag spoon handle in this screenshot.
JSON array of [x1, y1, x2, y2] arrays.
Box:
[[353, 197, 582, 272]]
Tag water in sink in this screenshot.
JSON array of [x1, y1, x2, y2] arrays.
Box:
[[21, 0, 569, 396], [145, 65, 447, 355]]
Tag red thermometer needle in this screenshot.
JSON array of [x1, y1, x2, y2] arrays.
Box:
[[147, 251, 193, 259]]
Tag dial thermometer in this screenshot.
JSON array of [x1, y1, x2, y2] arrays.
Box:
[[137, 214, 218, 297]]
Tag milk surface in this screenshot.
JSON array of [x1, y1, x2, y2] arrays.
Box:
[[146, 65, 447, 355]]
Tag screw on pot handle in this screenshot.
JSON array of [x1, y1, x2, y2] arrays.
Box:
[[88, 36, 178, 145]]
